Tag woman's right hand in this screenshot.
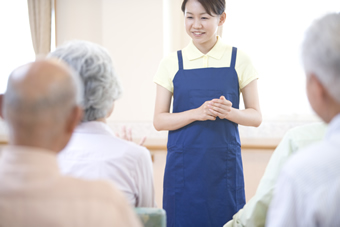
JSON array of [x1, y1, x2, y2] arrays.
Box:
[[154, 85, 217, 131], [195, 100, 217, 121]]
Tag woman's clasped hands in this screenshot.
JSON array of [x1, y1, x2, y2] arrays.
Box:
[[196, 96, 233, 121]]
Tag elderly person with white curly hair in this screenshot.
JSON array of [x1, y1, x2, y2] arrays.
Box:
[[266, 12, 340, 226], [49, 40, 156, 208]]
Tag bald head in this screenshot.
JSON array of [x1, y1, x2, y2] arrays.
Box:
[[1, 59, 83, 152]]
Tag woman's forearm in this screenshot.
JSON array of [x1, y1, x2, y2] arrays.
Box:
[[153, 109, 198, 131], [227, 107, 262, 127]]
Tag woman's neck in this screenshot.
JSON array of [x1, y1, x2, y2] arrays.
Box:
[[193, 36, 218, 55]]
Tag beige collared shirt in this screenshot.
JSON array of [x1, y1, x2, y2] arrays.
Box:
[[0, 146, 142, 227]]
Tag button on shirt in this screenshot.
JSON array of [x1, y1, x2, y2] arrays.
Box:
[[0, 146, 142, 227], [58, 121, 156, 207], [203, 55, 208, 67], [266, 114, 340, 227]]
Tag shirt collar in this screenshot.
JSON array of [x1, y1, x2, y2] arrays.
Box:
[[184, 36, 226, 61], [75, 121, 115, 136]]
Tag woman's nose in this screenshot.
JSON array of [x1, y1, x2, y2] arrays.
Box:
[[193, 19, 202, 28]]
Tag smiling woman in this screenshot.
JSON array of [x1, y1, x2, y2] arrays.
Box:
[[154, 0, 262, 226], [0, 1, 35, 94], [182, 0, 226, 54]]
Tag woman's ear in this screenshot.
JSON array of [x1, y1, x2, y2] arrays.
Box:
[[218, 12, 227, 26]]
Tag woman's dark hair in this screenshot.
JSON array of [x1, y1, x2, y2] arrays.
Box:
[[181, 0, 225, 16]]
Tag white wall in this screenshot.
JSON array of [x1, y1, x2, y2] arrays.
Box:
[[56, 0, 103, 45], [56, 0, 162, 124], [52, 0, 320, 142], [101, 0, 162, 122]]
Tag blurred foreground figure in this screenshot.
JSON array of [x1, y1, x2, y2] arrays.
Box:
[[0, 59, 142, 227], [266, 12, 340, 227], [224, 122, 327, 227]]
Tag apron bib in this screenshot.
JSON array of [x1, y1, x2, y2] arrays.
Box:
[[163, 47, 245, 227]]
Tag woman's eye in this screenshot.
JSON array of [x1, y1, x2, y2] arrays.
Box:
[[187, 17, 193, 19], [202, 17, 208, 20]]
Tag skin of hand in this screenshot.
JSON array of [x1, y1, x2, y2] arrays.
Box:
[[208, 96, 232, 119], [154, 80, 261, 130], [207, 80, 262, 127], [154, 85, 218, 131], [116, 125, 147, 146], [195, 100, 217, 121]]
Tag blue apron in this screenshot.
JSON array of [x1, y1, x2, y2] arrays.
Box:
[[163, 47, 245, 227]]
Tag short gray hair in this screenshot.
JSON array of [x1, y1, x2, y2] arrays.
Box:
[[302, 12, 340, 102], [48, 40, 122, 122]]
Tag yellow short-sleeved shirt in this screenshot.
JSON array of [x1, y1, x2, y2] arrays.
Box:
[[154, 36, 258, 93]]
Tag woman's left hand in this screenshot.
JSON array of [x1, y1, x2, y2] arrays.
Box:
[[208, 96, 233, 119]]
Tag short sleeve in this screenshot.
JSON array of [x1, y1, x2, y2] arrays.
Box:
[[153, 52, 178, 93], [235, 49, 259, 90]]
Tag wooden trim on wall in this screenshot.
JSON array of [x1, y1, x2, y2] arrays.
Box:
[[0, 138, 281, 150], [144, 138, 280, 151], [146, 144, 278, 151]]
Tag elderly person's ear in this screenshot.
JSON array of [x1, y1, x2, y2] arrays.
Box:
[[0, 94, 3, 119]]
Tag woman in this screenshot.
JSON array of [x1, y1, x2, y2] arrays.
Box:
[[153, 0, 262, 226]]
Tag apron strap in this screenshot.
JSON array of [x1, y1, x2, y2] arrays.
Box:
[[177, 50, 184, 70], [230, 47, 237, 68]]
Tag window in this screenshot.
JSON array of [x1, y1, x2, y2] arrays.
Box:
[[0, 0, 35, 94], [222, 0, 339, 120]]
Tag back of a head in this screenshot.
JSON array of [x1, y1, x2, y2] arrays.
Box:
[[3, 59, 82, 146], [48, 40, 122, 122], [302, 12, 340, 103]]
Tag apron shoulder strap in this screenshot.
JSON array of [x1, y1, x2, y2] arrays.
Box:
[[230, 47, 237, 68], [177, 50, 183, 70]]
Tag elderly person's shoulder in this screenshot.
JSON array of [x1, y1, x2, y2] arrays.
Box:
[[113, 135, 151, 160], [279, 135, 340, 190], [57, 176, 142, 226], [58, 174, 130, 201]]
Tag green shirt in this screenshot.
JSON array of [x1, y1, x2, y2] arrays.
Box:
[[224, 122, 327, 227]]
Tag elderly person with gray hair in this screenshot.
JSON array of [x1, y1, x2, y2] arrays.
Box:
[[49, 40, 156, 208], [0, 59, 142, 227], [266, 12, 340, 226]]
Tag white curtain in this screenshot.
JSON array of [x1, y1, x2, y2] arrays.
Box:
[[27, 0, 52, 58]]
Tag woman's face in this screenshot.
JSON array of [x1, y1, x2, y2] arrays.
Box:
[[184, 0, 224, 51]]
